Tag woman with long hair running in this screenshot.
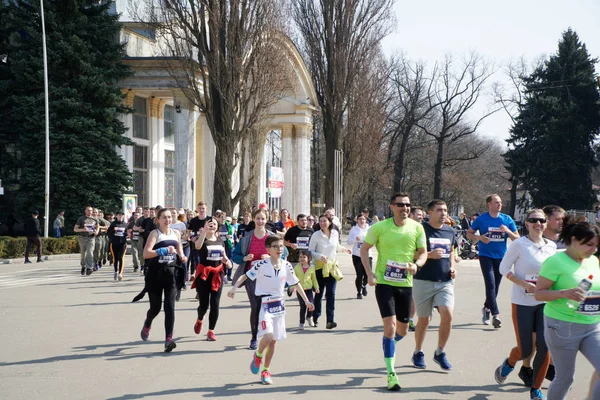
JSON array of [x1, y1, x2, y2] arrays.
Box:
[[309, 214, 351, 329], [494, 209, 556, 400], [347, 214, 372, 299], [535, 221, 600, 400], [232, 208, 274, 349], [139, 208, 187, 352], [191, 217, 232, 341]]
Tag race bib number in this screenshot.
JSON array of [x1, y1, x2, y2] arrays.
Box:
[[132, 231, 139, 240], [487, 227, 504, 242], [85, 223, 95, 233], [114, 227, 126, 237], [262, 296, 285, 316], [524, 274, 538, 296], [219, 232, 228, 242], [206, 245, 224, 262], [297, 237, 310, 250], [578, 291, 600, 315], [159, 253, 177, 264], [384, 260, 408, 283], [429, 238, 451, 258]]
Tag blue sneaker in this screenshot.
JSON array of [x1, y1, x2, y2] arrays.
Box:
[[494, 358, 514, 384], [261, 370, 273, 385], [249, 338, 258, 350], [411, 351, 426, 369], [530, 388, 545, 400], [250, 352, 262, 374], [433, 351, 452, 371]]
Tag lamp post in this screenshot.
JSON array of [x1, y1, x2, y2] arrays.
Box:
[[40, 0, 50, 238]]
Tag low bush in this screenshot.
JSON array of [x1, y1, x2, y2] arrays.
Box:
[[0, 236, 80, 259]]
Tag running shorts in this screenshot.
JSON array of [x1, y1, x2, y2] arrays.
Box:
[[375, 284, 412, 322]]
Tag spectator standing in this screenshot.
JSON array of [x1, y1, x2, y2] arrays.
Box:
[[24, 210, 43, 264]]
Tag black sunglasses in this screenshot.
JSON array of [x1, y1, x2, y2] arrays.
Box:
[[394, 202, 411, 208], [527, 217, 547, 224]]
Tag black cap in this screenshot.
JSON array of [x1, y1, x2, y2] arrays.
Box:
[[32, 210, 39, 215]]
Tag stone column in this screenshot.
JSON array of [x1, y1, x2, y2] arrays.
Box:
[[173, 94, 196, 210], [120, 89, 135, 172], [149, 96, 166, 206], [281, 124, 295, 214], [295, 124, 312, 214]]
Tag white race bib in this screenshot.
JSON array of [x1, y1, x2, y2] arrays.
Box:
[[524, 274, 538, 296], [262, 296, 285, 316], [297, 237, 310, 250], [384, 260, 408, 282], [487, 227, 504, 242], [114, 227, 126, 237], [429, 238, 451, 258], [578, 291, 600, 315]]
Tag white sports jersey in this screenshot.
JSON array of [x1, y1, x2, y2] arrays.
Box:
[[246, 259, 299, 297]]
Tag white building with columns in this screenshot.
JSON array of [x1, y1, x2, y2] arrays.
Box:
[[112, 4, 318, 216]]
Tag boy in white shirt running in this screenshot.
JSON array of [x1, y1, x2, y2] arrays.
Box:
[[229, 234, 314, 384]]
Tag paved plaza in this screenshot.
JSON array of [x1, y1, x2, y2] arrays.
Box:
[[0, 251, 594, 399]]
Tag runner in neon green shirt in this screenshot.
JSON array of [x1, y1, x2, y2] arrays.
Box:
[[360, 193, 427, 391], [535, 221, 600, 399]]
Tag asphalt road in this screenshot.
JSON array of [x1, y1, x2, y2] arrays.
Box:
[[0, 251, 594, 399]]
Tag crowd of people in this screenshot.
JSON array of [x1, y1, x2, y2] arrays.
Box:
[[63, 195, 599, 399]]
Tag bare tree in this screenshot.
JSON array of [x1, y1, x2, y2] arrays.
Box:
[[131, 0, 295, 213], [292, 0, 395, 207], [385, 55, 437, 193], [416, 53, 498, 198]]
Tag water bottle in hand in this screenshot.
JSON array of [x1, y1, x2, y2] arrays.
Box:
[[567, 275, 593, 309]]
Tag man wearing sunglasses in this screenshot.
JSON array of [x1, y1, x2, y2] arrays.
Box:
[[467, 194, 519, 329], [360, 193, 427, 391]]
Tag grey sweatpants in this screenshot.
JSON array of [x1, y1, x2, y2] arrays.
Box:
[[544, 315, 600, 400], [78, 236, 95, 271]]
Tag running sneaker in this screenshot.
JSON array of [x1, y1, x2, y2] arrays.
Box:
[[298, 323, 305, 330], [411, 351, 426, 369], [494, 358, 514, 384], [362, 286, 368, 296], [134, 266, 138, 272], [492, 316, 502, 329], [207, 331, 216, 341], [530, 388, 545, 400], [36, 259, 43, 263], [81, 267, 86, 276], [118, 274, 123, 281], [261, 370, 273, 385], [307, 319, 315, 327], [249, 338, 258, 350], [482, 307, 491, 325], [194, 319, 203, 335], [140, 324, 151, 341], [433, 351, 452, 371], [387, 372, 401, 391], [85, 268, 93, 276], [408, 320, 416, 332], [519, 366, 534, 387], [326, 322, 337, 329], [102, 258, 107, 265], [24, 260, 32, 264], [250, 352, 262, 374], [114, 272, 118, 281], [164, 337, 176, 353], [357, 293, 363, 299]]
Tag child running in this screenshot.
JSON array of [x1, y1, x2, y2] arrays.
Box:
[[228, 234, 314, 385], [294, 250, 319, 329]]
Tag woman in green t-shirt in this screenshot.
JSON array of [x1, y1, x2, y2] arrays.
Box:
[[535, 221, 600, 400]]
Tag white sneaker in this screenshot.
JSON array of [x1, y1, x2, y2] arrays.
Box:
[[298, 323, 305, 330], [307, 319, 315, 327]]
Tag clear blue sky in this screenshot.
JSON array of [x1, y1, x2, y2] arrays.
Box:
[[382, 0, 600, 144]]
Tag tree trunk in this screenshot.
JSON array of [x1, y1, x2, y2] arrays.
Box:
[[392, 127, 411, 193], [212, 137, 236, 214], [323, 111, 341, 207], [509, 178, 518, 218], [433, 137, 445, 198]]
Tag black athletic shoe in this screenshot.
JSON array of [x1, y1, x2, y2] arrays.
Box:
[[24, 260, 32, 264], [36, 259, 43, 263], [518, 366, 533, 387], [357, 293, 363, 299], [545, 364, 555, 381], [164, 339, 176, 353], [81, 267, 85, 275], [326, 322, 337, 329], [85, 268, 93, 276], [362, 286, 368, 296], [492, 316, 502, 329]]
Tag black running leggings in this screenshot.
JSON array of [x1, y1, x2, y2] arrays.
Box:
[[144, 265, 177, 339], [111, 243, 127, 274], [196, 273, 224, 330], [297, 289, 314, 324], [352, 255, 370, 293], [243, 278, 260, 340]]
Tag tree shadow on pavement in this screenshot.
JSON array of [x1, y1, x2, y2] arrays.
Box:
[[103, 369, 526, 399]]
